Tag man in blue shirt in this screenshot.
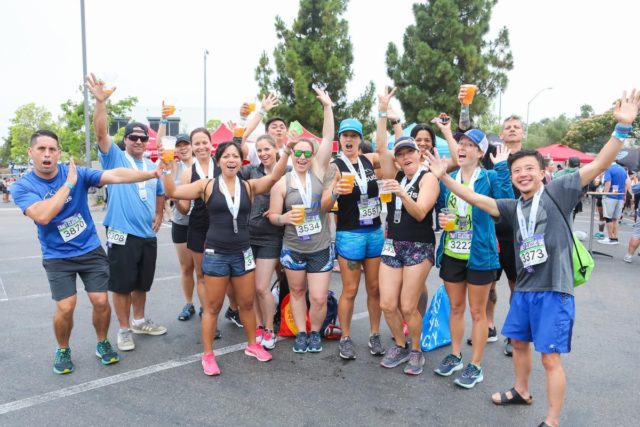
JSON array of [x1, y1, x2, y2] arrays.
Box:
[[598, 161, 629, 244], [87, 74, 167, 352], [11, 130, 161, 374]]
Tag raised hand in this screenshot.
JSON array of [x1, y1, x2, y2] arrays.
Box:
[[433, 113, 452, 134], [490, 144, 512, 165], [161, 101, 174, 120], [85, 73, 115, 102], [261, 92, 279, 112], [66, 157, 78, 186], [614, 89, 640, 125], [458, 85, 469, 106], [239, 103, 251, 118], [333, 175, 354, 195], [377, 86, 397, 113], [425, 149, 448, 179], [287, 129, 302, 145], [313, 85, 333, 108]]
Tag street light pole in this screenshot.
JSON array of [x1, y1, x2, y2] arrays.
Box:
[[204, 49, 209, 127], [80, 0, 91, 165], [525, 86, 553, 144]]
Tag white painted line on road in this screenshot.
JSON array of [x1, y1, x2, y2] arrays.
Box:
[[0, 311, 370, 415], [0, 276, 8, 301], [154, 275, 180, 282], [0, 255, 40, 262]]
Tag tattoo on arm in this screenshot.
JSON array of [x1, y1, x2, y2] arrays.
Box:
[[459, 106, 471, 131], [323, 163, 339, 188]]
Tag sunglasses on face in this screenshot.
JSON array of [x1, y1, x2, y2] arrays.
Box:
[[127, 135, 149, 143], [293, 150, 313, 158]]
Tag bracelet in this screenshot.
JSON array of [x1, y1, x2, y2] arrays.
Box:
[[64, 181, 75, 190], [612, 123, 632, 140], [390, 119, 401, 126], [378, 111, 388, 118], [283, 149, 291, 156], [461, 106, 470, 113], [258, 108, 267, 116], [160, 119, 168, 125]]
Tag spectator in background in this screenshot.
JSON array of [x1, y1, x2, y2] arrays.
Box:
[[598, 161, 628, 245]]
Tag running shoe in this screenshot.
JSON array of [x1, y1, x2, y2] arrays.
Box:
[[53, 347, 74, 375], [403, 350, 426, 375], [95, 339, 119, 365], [224, 307, 243, 328], [256, 325, 265, 344], [117, 329, 135, 351], [454, 363, 484, 389], [368, 333, 385, 356], [434, 353, 463, 376], [202, 352, 220, 376], [380, 345, 411, 368], [504, 338, 513, 357], [339, 336, 356, 360], [178, 303, 195, 321], [308, 331, 323, 353], [293, 332, 308, 353], [467, 327, 498, 345], [215, 329, 222, 340], [597, 238, 619, 245], [593, 232, 605, 239], [261, 329, 276, 350], [244, 343, 273, 362], [624, 254, 633, 263], [131, 319, 167, 336]]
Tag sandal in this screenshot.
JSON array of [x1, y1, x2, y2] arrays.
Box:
[[491, 387, 533, 405]]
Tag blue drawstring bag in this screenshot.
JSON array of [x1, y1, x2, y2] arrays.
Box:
[[420, 284, 451, 352]]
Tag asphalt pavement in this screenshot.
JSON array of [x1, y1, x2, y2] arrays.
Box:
[[0, 199, 638, 426]]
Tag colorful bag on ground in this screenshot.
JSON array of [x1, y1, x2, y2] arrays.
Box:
[[277, 291, 340, 338], [420, 284, 451, 352]]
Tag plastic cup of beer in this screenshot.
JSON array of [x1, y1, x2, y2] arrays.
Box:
[[377, 181, 392, 203], [233, 127, 246, 139], [441, 208, 456, 231], [291, 204, 306, 225], [161, 136, 177, 162], [163, 104, 176, 116], [461, 84, 478, 105], [341, 173, 356, 194], [248, 102, 256, 113]]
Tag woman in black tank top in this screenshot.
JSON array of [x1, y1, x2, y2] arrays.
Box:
[[374, 88, 440, 375], [162, 141, 290, 375]]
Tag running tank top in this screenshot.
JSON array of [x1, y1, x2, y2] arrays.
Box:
[[386, 170, 435, 243], [205, 178, 251, 254], [188, 161, 221, 230], [171, 160, 190, 226], [332, 155, 381, 230]]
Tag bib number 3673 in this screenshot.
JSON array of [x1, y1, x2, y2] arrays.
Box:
[[57, 213, 87, 242]]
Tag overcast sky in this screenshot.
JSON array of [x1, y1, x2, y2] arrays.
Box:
[[1, 0, 638, 143]]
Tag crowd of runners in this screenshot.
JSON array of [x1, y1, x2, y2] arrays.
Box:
[[10, 72, 640, 427]]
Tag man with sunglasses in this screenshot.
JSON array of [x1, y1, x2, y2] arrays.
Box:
[[87, 74, 167, 352]]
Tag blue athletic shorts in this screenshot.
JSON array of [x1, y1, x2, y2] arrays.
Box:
[[280, 244, 334, 273], [202, 249, 253, 277], [502, 291, 575, 354], [335, 227, 384, 261]]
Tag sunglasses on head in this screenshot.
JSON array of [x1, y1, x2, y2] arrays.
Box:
[[293, 149, 313, 158], [127, 135, 149, 143]]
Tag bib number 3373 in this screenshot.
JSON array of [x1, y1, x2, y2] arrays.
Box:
[[57, 213, 87, 242], [519, 234, 548, 268]]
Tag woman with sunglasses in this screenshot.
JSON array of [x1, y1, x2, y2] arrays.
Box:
[[426, 130, 513, 389], [240, 134, 290, 349], [328, 117, 385, 360], [268, 87, 335, 354], [373, 87, 440, 375], [161, 139, 290, 375]]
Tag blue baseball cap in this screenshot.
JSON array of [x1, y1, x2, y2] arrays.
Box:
[[462, 129, 489, 154], [338, 118, 363, 139], [393, 136, 419, 154]]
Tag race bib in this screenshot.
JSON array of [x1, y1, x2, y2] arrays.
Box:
[[295, 212, 322, 240], [57, 213, 87, 242], [243, 248, 256, 271], [358, 197, 381, 225], [107, 228, 128, 246], [519, 234, 548, 268], [381, 238, 396, 257], [447, 230, 472, 254]]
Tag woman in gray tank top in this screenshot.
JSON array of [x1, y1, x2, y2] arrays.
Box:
[[268, 87, 335, 354]]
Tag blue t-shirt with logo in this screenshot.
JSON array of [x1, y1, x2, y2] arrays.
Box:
[[603, 163, 627, 200], [11, 165, 103, 259], [99, 142, 163, 238]]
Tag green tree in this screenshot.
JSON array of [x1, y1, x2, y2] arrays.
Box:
[[255, 0, 375, 135], [386, 0, 513, 124], [579, 104, 594, 119], [524, 114, 573, 149], [206, 119, 221, 132], [562, 111, 617, 154], [7, 103, 55, 165]]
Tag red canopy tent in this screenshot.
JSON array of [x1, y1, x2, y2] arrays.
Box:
[[536, 144, 594, 164]]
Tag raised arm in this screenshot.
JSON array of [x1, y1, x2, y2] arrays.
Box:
[[376, 86, 399, 180], [458, 85, 472, 132], [427, 150, 500, 217], [86, 73, 115, 154], [175, 168, 193, 215], [99, 166, 161, 186], [158, 149, 206, 201], [312, 87, 335, 173], [579, 89, 640, 187], [433, 113, 459, 171], [24, 159, 78, 225]]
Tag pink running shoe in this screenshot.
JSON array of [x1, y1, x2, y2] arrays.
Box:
[[202, 352, 220, 376], [244, 343, 273, 362], [255, 326, 264, 344], [261, 329, 276, 350]]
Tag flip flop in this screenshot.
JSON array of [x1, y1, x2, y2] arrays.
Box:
[[492, 387, 533, 405]]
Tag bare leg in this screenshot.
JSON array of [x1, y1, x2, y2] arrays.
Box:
[[87, 292, 111, 341], [307, 271, 332, 332], [53, 295, 77, 347], [231, 272, 258, 344], [362, 257, 382, 334], [486, 282, 497, 328], [337, 256, 362, 337], [131, 290, 146, 320], [542, 353, 566, 427], [378, 263, 405, 346], [468, 283, 491, 365], [201, 275, 228, 353], [254, 258, 277, 330], [112, 292, 131, 328], [191, 250, 206, 310], [444, 280, 467, 357], [175, 242, 195, 304], [399, 261, 431, 351], [285, 269, 309, 333]]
